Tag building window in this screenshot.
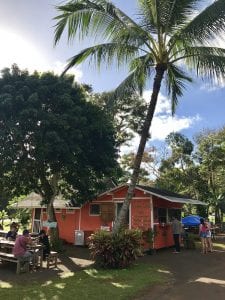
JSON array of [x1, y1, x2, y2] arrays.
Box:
[[55, 208, 61, 213], [34, 208, 41, 220], [154, 208, 167, 223], [154, 208, 181, 224], [90, 204, 100, 215], [168, 209, 181, 221]]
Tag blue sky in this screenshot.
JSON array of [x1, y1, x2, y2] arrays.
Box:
[[0, 0, 224, 151]]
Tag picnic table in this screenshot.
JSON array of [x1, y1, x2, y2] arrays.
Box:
[[0, 237, 43, 273], [0, 230, 7, 238]]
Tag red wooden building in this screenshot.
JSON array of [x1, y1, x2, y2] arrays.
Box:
[[15, 185, 204, 249]]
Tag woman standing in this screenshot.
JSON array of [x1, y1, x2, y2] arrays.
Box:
[[199, 218, 208, 254]]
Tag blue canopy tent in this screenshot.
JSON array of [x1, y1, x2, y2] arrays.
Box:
[[182, 215, 201, 226]]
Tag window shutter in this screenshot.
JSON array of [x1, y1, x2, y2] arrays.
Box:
[[100, 203, 115, 222]]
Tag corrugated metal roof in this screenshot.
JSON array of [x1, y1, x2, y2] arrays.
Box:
[[136, 185, 206, 205], [13, 184, 206, 209], [98, 184, 206, 205]]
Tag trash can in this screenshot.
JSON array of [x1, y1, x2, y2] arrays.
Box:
[[74, 230, 84, 246]]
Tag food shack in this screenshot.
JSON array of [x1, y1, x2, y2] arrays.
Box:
[[15, 185, 205, 249]]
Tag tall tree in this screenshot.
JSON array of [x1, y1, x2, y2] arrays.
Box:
[[120, 147, 159, 185], [89, 91, 147, 147], [54, 0, 225, 232], [157, 130, 225, 219], [156, 133, 195, 193], [156, 132, 208, 215], [0, 65, 118, 239], [195, 128, 225, 222]]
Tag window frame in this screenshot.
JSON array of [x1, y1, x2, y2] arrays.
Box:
[[66, 208, 75, 214], [154, 207, 182, 224], [89, 204, 100, 216]]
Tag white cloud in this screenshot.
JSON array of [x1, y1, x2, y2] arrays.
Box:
[[120, 90, 201, 155], [120, 132, 140, 155], [0, 28, 47, 73], [200, 82, 225, 92], [143, 91, 170, 114], [45, 60, 83, 82], [0, 28, 83, 82], [143, 90, 200, 141], [151, 114, 201, 141]]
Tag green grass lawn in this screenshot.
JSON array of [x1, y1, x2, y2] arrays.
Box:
[[0, 263, 164, 300]]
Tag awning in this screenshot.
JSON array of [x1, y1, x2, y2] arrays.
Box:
[[12, 192, 80, 209]]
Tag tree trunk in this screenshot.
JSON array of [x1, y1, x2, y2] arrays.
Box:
[[215, 205, 221, 224], [113, 65, 166, 233], [47, 196, 60, 246], [42, 173, 60, 244]]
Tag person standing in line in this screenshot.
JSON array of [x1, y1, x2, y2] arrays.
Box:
[[205, 218, 213, 252], [171, 216, 182, 253], [199, 218, 208, 254]]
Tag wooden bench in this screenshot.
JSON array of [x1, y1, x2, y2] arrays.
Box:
[[0, 230, 7, 238], [0, 251, 29, 274], [46, 251, 58, 269]]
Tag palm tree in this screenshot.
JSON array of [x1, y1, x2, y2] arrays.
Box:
[[54, 0, 225, 232]]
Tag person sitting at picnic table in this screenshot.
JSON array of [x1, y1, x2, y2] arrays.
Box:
[[6, 224, 18, 241], [11, 222, 19, 232], [38, 229, 50, 260], [13, 229, 33, 263]]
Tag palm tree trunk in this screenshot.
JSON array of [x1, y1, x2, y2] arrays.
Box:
[[113, 65, 166, 233]]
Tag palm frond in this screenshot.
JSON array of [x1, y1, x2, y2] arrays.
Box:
[[183, 47, 225, 84], [114, 54, 154, 98], [138, 0, 198, 33], [62, 43, 139, 75], [54, 0, 149, 45], [164, 0, 199, 31], [181, 0, 225, 43], [166, 64, 192, 114]]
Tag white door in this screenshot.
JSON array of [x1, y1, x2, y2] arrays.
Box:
[[32, 208, 42, 233]]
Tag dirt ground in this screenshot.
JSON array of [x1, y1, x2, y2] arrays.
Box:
[[0, 239, 225, 299], [135, 237, 225, 300]]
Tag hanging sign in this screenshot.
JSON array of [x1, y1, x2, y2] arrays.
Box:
[[42, 221, 57, 228]]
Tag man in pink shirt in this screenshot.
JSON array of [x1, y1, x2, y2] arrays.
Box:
[[13, 229, 33, 262]]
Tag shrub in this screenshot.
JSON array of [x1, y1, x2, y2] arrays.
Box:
[[88, 229, 143, 269]]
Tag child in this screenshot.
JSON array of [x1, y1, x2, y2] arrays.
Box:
[[6, 224, 17, 241], [205, 218, 213, 252], [39, 229, 50, 260]]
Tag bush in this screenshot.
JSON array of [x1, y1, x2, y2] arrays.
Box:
[[88, 229, 143, 269]]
